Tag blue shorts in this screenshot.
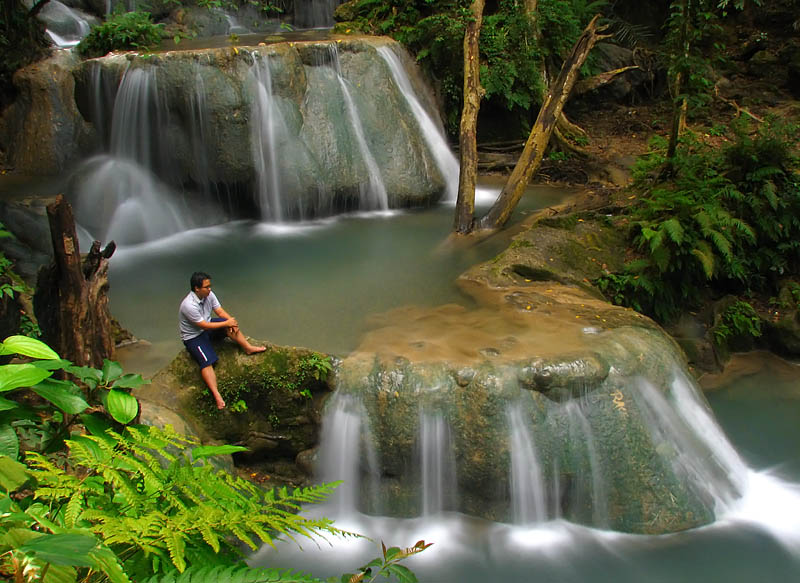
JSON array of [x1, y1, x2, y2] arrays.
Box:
[[184, 318, 227, 369]]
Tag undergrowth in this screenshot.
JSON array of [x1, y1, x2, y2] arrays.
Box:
[[594, 117, 800, 324]]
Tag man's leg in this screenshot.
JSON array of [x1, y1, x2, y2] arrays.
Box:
[[200, 365, 225, 409], [226, 324, 266, 355]]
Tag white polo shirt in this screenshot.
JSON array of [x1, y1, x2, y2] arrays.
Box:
[[178, 290, 221, 341]]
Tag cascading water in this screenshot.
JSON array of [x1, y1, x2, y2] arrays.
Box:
[[631, 372, 746, 513], [324, 45, 389, 212], [293, 0, 343, 29], [376, 46, 459, 202], [39, 0, 93, 48], [506, 403, 548, 524], [71, 64, 191, 245], [316, 393, 380, 517], [418, 410, 458, 516], [562, 400, 609, 528], [250, 55, 287, 220]]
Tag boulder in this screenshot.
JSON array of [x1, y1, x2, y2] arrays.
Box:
[[137, 339, 334, 479], [0, 50, 94, 174]]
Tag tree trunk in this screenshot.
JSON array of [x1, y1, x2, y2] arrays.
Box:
[[34, 195, 116, 368], [453, 0, 486, 234], [480, 15, 608, 230], [666, 0, 691, 161]]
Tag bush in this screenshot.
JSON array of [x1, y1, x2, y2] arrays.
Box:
[[78, 11, 165, 58], [595, 118, 800, 323]]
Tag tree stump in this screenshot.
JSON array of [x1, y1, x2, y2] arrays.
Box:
[[34, 194, 116, 367]]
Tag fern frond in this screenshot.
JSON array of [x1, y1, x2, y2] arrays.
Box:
[[65, 489, 84, 528], [707, 229, 732, 262], [660, 218, 684, 245], [761, 180, 778, 210], [164, 528, 187, 572], [691, 242, 715, 278], [139, 564, 325, 583]]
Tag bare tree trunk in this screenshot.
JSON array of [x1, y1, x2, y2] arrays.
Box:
[[666, 0, 690, 161], [453, 0, 486, 234], [480, 15, 608, 230], [35, 195, 116, 368]]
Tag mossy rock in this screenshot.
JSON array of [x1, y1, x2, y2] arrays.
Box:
[[138, 339, 333, 472]]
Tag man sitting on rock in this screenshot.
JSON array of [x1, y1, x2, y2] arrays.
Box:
[[179, 271, 266, 409]]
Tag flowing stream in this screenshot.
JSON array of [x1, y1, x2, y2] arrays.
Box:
[[249, 355, 800, 582]]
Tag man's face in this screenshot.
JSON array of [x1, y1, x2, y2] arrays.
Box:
[[195, 279, 212, 299]]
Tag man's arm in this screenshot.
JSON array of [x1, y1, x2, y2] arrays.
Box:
[[195, 313, 238, 330], [212, 306, 239, 331]]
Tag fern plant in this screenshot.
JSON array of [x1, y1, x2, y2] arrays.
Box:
[[26, 424, 348, 579], [596, 120, 799, 324]]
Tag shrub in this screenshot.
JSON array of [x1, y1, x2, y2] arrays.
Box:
[[595, 118, 800, 323], [78, 11, 165, 58]]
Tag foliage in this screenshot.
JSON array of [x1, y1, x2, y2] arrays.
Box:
[[0, 224, 25, 302], [0, 1, 49, 106], [595, 117, 800, 324], [78, 11, 165, 57], [208, 352, 333, 416], [712, 300, 762, 346], [0, 335, 145, 461], [23, 425, 346, 578], [0, 338, 427, 583], [339, 540, 432, 583], [337, 0, 601, 135]]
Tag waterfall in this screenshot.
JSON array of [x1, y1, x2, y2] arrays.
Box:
[[293, 0, 343, 29], [631, 371, 746, 513], [506, 403, 548, 524], [563, 400, 609, 528], [418, 410, 458, 516], [70, 64, 191, 245], [39, 0, 92, 48], [71, 156, 189, 245], [249, 55, 286, 220], [316, 393, 380, 517], [326, 46, 389, 212], [376, 46, 459, 202], [109, 67, 164, 170]]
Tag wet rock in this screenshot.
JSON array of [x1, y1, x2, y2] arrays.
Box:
[[138, 340, 333, 470]]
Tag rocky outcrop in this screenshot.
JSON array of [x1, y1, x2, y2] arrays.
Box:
[[0, 50, 94, 174], [3, 37, 449, 217], [137, 340, 334, 482]]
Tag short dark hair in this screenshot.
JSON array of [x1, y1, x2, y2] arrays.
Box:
[[190, 271, 211, 291]]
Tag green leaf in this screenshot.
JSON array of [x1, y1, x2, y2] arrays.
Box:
[[0, 454, 30, 491], [0, 395, 18, 411], [19, 533, 98, 566], [0, 422, 19, 459], [0, 335, 59, 359], [102, 359, 124, 384], [42, 564, 79, 583], [106, 389, 139, 424], [32, 379, 90, 414], [66, 365, 103, 388], [385, 564, 417, 583], [32, 358, 73, 371], [88, 546, 132, 583], [0, 363, 53, 392], [112, 373, 150, 389], [80, 412, 114, 438], [191, 444, 249, 460]]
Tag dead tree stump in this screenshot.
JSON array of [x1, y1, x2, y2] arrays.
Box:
[[34, 195, 116, 367]]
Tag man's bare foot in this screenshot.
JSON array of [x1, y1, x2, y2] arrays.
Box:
[[246, 346, 267, 355]]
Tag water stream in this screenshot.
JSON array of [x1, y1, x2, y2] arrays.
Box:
[[249, 356, 800, 582]]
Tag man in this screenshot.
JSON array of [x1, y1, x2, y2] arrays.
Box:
[[179, 271, 266, 409]]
